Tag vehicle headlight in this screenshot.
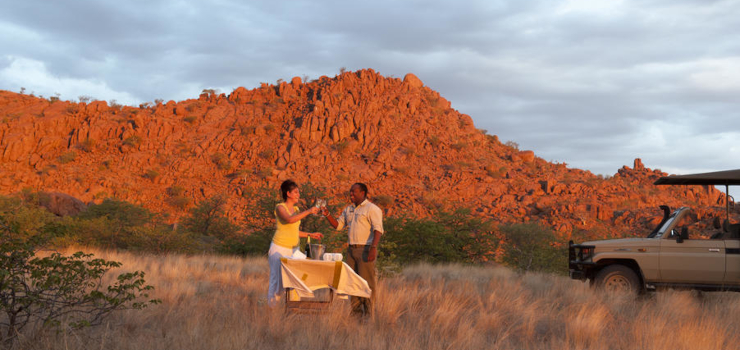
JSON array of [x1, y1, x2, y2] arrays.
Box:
[[580, 247, 594, 261]]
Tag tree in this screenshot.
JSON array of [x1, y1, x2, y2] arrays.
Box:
[[181, 195, 239, 239], [0, 241, 158, 344]]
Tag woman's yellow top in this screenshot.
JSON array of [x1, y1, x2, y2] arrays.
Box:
[[272, 203, 301, 249]]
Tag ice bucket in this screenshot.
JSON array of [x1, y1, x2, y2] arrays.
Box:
[[309, 244, 325, 260]]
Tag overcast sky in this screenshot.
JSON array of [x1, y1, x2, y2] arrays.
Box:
[[1, 0, 739, 182]]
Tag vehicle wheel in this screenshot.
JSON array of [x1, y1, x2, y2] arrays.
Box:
[[593, 265, 641, 294]]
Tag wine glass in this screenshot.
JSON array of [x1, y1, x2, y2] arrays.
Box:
[[314, 199, 326, 215]]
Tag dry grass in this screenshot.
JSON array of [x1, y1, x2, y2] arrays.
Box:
[[10, 248, 740, 350]]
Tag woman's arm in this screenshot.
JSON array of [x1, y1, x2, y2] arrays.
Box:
[[276, 205, 319, 223], [299, 231, 324, 239]]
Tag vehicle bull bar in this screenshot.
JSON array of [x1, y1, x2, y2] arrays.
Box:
[[569, 240, 596, 280]]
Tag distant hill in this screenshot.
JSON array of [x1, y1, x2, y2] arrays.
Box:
[[0, 69, 728, 240]]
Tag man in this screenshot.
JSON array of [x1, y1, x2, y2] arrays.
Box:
[[322, 183, 383, 316]]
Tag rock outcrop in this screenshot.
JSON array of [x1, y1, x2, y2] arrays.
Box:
[[0, 69, 730, 240]]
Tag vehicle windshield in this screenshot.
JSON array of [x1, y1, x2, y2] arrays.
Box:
[[651, 208, 688, 238]]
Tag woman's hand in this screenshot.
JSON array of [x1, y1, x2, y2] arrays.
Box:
[[309, 232, 323, 240], [309, 207, 320, 215]]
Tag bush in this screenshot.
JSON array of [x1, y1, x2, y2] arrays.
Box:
[[382, 208, 497, 265], [57, 151, 76, 164], [0, 241, 158, 343], [451, 142, 466, 150], [256, 167, 273, 179], [211, 153, 232, 171], [218, 228, 272, 256], [258, 149, 274, 160], [126, 226, 199, 253], [122, 135, 141, 148], [67, 198, 197, 252], [166, 186, 192, 209], [0, 196, 58, 243], [498, 222, 566, 274], [78, 199, 154, 230], [333, 140, 350, 154], [167, 195, 192, 210], [372, 194, 394, 209], [143, 169, 160, 181], [427, 136, 441, 147], [76, 139, 95, 152]]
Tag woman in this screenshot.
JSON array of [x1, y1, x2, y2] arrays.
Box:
[[267, 179, 323, 307]]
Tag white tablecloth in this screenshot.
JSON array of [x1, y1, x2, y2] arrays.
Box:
[[280, 258, 371, 299]]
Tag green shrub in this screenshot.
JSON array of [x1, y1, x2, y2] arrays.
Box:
[[217, 228, 272, 256], [109, 99, 123, 111], [504, 140, 519, 150], [169, 196, 192, 210], [126, 225, 199, 253], [258, 149, 274, 160], [240, 125, 256, 136], [0, 195, 59, 246], [372, 195, 394, 208], [382, 209, 497, 265], [76, 139, 95, 152], [79, 198, 154, 229], [256, 167, 273, 179], [167, 186, 185, 197], [451, 142, 466, 150], [211, 153, 232, 171], [122, 135, 142, 148], [143, 169, 160, 181], [57, 151, 76, 164], [333, 140, 350, 154], [428, 136, 441, 147], [498, 222, 566, 274]]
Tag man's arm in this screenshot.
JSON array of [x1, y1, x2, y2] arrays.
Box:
[[367, 229, 382, 262], [367, 205, 384, 262], [322, 207, 339, 229]]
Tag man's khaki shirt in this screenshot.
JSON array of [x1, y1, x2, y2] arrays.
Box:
[[336, 199, 384, 245]]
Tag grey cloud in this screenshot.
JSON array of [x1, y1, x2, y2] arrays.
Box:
[[0, 0, 738, 177]]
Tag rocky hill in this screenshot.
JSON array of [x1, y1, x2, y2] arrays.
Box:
[[0, 69, 729, 240]]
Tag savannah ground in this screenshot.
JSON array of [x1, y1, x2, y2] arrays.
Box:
[[10, 248, 740, 350]]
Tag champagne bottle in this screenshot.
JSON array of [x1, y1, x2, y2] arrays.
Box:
[[305, 236, 311, 259]]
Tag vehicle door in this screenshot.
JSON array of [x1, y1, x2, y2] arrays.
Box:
[[724, 238, 740, 284], [659, 232, 725, 283]]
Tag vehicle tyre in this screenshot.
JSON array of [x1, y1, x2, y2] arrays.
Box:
[[593, 265, 641, 294]]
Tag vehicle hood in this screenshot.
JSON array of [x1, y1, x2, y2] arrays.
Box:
[[581, 238, 657, 249]]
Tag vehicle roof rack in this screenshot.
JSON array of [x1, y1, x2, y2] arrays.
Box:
[[655, 169, 740, 221]]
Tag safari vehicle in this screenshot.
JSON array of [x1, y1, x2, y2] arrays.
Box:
[[569, 169, 740, 293]]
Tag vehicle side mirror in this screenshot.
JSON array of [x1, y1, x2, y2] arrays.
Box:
[[676, 233, 683, 243]]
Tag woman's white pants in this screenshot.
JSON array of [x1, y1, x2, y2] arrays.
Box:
[[267, 242, 297, 307]]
